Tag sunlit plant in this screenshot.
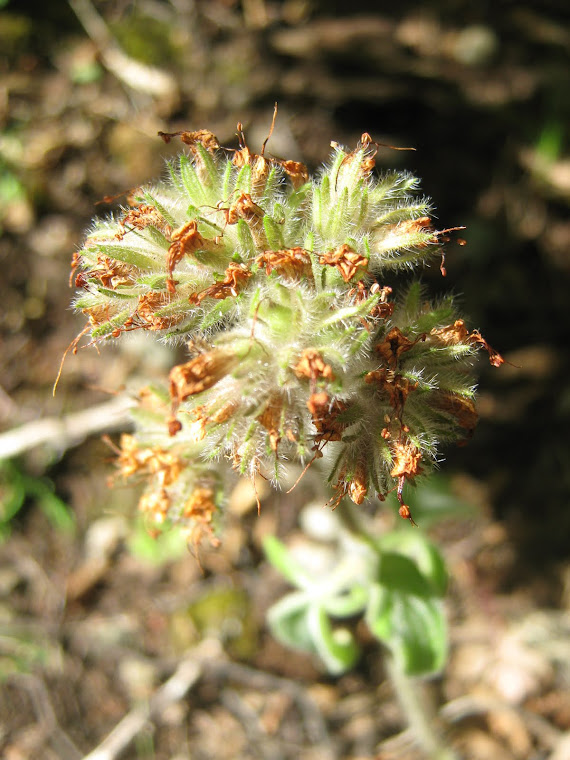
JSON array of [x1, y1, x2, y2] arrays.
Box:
[[69, 115, 501, 681]]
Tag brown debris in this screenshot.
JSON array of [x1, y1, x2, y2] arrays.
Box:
[[467, 330, 505, 367], [365, 369, 418, 415], [181, 487, 219, 548], [278, 159, 309, 189], [430, 319, 470, 345], [319, 244, 368, 283], [80, 256, 135, 290], [115, 433, 184, 488], [257, 395, 284, 452], [82, 303, 113, 328], [136, 291, 183, 330], [256, 247, 312, 279], [349, 282, 395, 320], [348, 461, 368, 505], [223, 192, 265, 228], [158, 128, 220, 154], [395, 216, 436, 247], [139, 488, 171, 524]]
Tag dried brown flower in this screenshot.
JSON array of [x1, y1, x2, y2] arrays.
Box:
[[256, 247, 312, 279], [294, 349, 335, 385], [376, 327, 423, 369], [319, 244, 368, 283], [116, 204, 172, 241], [169, 350, 237, 405], [307, 392, 348, 444], [389, 440, 423, 480], [166, 221, 217, 292], [189, 263, 252, 304]]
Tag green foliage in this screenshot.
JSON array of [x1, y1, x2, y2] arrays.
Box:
[[264, 527, 447, 677], [0, 460, 74, 542]]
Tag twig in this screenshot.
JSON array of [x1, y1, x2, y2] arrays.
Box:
[[81, 639, 220, 760], [209, 660, 335, 756], [15, 674, 83, 760], [68, 0, 178, 101], [220, 687, 286, 760], [440, 694, 562, 750], [0, 396, 135, 460]]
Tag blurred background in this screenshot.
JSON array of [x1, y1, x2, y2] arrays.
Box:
[[1, 1, 569, 758]]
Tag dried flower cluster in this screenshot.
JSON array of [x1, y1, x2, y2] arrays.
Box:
[[72, 123, 500, 544]]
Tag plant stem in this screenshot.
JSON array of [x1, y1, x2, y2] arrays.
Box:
[[334, 498, 380, 554], [386, 656, 458, 760]]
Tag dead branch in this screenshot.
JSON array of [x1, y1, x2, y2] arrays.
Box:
[[0, 396, 135, 460]]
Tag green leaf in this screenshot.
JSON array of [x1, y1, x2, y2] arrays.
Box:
[[306, 605, 360, 675], [322, 584, 369, 618], [266, 591, 313, 652], [199, 297, 236, 331], [263, 535, 312, 588], [378, 552, 432, 597], [379, 534, 448, 596], [366, 584, 447, 675]]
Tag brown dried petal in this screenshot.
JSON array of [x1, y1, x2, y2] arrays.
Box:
[[430, 319, 470, 345], [158, 129, 220, 154], [348, 462, 368, 505], [136, 291, 183, 331], [116, 204, 171, 240], [365, 369, 418, 413], [257, 396, 283, 452], [279, 159, 309, 189], [181, 487, 220, 548], [139, 488, 171, 523]]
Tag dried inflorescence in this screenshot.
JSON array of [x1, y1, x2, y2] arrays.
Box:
[[71, 121, 501, 540]]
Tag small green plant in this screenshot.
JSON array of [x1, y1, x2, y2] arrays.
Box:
[[0, 459, 75, 542], [68, 117, 500, 691]]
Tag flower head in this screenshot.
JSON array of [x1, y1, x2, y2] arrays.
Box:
[[72, 124, 500, 539]]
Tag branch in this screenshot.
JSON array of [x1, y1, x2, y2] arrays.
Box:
[[68, 0, 178, 101], [0, 396, 135, 460], [81, 640, 220, 760]]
